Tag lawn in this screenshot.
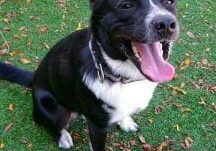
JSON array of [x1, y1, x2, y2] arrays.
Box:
[[0, 0, 215, 151]]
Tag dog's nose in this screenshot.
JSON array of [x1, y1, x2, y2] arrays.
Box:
[[152, 16, 177, 36]]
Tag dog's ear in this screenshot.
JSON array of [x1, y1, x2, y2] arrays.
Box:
[[89, 0, 103, 11]]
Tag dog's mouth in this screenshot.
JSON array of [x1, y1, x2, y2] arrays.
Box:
[[123, 40, 175, 83]]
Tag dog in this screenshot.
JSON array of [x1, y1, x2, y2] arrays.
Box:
[[0, 0, 179, 150]]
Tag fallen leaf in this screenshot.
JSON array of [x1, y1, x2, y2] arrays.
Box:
[[55, 0, 67, 8], [139, 135, 146, 144], [71, 132, 81, 141], [9, 50, 22, 57], [0, 49, 8, 55], [186, 31, 195, 38], [43, 42, 50, 50], [180, 82, 185, 89], [157, 139, 174, 151], [212, 103, 216, 112], [198, 97, 207, 106], [168, 85, 187, 95], [129, 139, 136, 146], [37, 25, 48, 33], [181, 107, 192, 113], [142, 143, 151, 151], [210, 85, 216, 93], [2, 27, 11, 32], [181, 137, 193, 149], [28, 143, 32, 149], [174, 124, 180, 131], [0, 142, 4, 149], [3, 18, 9, 24], [76, 23, 83, 30], [29, 16, 40, 20], [180, 57, 191, 70], [20, 137, 28, 144], [4, 123, 13, 132], [20, 58, 32, 64], [19, 26, 28, 32], [7, 103, 14, 111], [0, 0, 6, 6], [148, 118, 153, 124]]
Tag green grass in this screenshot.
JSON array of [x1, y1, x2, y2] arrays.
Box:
[[0, 0, 215, 151]]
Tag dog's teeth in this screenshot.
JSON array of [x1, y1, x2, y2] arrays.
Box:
[[135, 52, 141, 59], [159, 43, 163, 56]]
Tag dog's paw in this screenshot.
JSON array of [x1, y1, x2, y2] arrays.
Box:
[[58, 129, 73, 149], [118, 117, 138, 132]]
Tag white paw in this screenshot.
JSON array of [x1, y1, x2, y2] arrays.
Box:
[[58, 129, 73, 149], [118, 117, 138, 132]]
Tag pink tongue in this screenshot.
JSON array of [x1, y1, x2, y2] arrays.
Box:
[[132, 42, 175, 83]]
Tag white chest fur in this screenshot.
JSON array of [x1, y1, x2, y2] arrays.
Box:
[[83, 76, 157, 124]]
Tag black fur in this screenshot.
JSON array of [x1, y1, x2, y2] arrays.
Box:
[[0, 62, 33, 88], [0, 0, 179, 150]]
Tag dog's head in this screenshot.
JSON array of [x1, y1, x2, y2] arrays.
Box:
[[90, 0, 179, 83]]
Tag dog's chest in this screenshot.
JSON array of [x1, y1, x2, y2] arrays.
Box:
[[106, 81, 157, 123], [84, 76, 157, 124]]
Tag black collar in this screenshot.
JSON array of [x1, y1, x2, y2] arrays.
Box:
[[88, 35, 133, 84]]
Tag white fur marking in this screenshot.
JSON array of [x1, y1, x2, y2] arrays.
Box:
[[118, 117, 138, 132], [58, 129, 73, 149], [146, 0, 176, 27], [83, 50, 158, 124], [102, 50, 145, 80]]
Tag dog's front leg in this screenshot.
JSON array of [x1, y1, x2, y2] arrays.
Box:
[[87, 119, 108, 151]]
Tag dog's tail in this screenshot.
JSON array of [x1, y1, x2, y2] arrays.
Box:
[[0, 62, 34, 88]]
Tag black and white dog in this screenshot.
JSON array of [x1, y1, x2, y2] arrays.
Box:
[[0, 0, 179, 150]]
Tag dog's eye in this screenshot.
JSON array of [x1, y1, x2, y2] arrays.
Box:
[[163, 0, 175, 5], [120, 2, 135, 9]]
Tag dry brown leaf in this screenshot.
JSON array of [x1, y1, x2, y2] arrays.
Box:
[[19, 26, 28, 32], [201, 59, 208, 65], [20, 58, 32, 64], [157, 139, 174, 151], [168, 85, 187, 95], [181, 137, 193, 149], [142, 143, 151, 151], [71, 132, 81, 141], [29, 16, 40, 20], [2, 27, 11, 32], [128, 139, 136, 146], [0, 48, 8, 55], [20, 137, 28, 144], [55, 0, 67, 8], [180, 57, 191, 70], [0, 0, 6, 6], [9, 50, 22, 57], [210, 85, 216, 93], [4, 123, 13, 132], [37, 25, 48, 33], [26, 0, 32, 3]]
